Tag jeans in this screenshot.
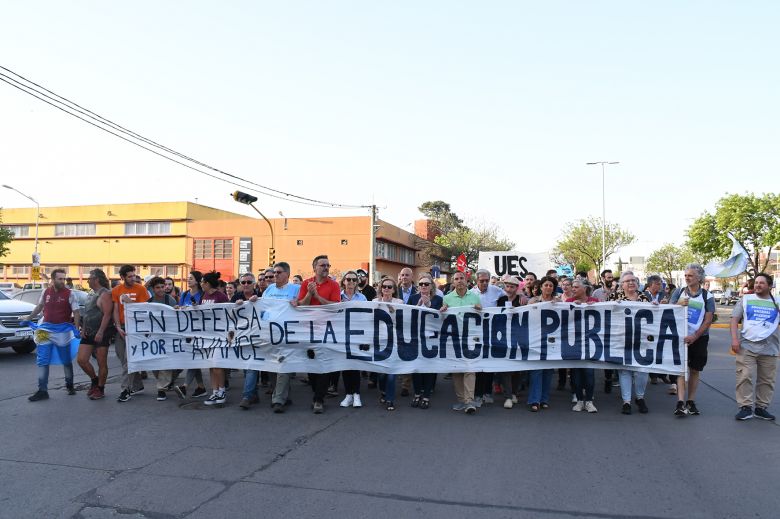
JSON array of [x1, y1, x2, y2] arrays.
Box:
[[572, 368, 595, 401], [243, 370, 259, 400], [619, 370, 649, 402], [379, 374, 397, 402], [36, 343, 74, 392], [412, 373, 436, 398], [527, 369, 553, 404]]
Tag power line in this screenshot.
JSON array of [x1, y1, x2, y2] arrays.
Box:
[[0, 65, 371, 209], [0, 75, 340, 208]]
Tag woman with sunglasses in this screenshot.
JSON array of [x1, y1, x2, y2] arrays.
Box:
[[376, 277, 403, 410], [339, 271, 367, 408], [407, 274, 443, 409], [609, 272, 651, 414]]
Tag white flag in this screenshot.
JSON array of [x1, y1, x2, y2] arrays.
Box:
[[704, 234, 749, 278]]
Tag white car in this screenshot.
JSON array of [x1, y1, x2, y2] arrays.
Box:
[[0, 291, 36, 354], [0, 282, 22, 297]]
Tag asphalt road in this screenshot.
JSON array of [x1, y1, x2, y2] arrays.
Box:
[[1, 327, 778, 519]]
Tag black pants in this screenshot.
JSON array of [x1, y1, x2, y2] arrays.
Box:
[[475, 372, 494, 397], [308, 373, 331, 403], [342, 370, 361, 394], [412, 373, 436, 398]]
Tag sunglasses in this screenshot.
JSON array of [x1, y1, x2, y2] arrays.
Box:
[[240, 280, 254, 285], [418, 282, 431, 286], [264, 275, 275, 279], [273, 270, 284, 275], [344, 278, 357, 282], [381, 285, 394, 289]]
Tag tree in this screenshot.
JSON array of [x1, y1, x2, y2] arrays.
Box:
[[552, 217, 635, 276], [687, 193, 780, 278], [0, 209, 14, 260], [646, 243, 695, 284], [417, 201, 514, 271]]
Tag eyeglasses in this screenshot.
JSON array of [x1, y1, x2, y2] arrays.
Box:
[[381, 285, 394, 289], [623, 279, 638, 283], [264, 276, 275, 280], [418, 282, 431, 286], [344, 278, 357, 282], [273, 270, 284, 275], [240, 280, 254, 285]]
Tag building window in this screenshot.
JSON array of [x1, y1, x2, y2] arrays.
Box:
[[150, 266, 165, 277], [43, 265, 68, 276], [2, 225, 29, 237], [112, 266, 122, 277], [296, 240, 304, 246], [55, 223, 96, 237], [125, 221, 171, 235], [375, 241, 416, 265], [12, 265, 31, 275], [214, 239, 233, 259], [79, 265, 102, 277], [165, 265, 179, 277], [194, 239, 212, 259]]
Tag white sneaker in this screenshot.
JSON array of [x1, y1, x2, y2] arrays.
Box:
[[340, 394, 354, 408], [585, 401, 598, 413], [511, 394, 518, 404], [473, 397, 483, 408], [483, 394, 494, 404], [571, 394, 578, 403], [352, 394, 362, 407], [572, 401, 585, 412], [668, 384, 677, 395], [503, 398, 514, 409], [204, 391, 226, 406]]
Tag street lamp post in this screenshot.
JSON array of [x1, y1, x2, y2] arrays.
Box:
[[585, 162, 619, 271], [3, 184, 40, 268], [232, 191, 276, 266]]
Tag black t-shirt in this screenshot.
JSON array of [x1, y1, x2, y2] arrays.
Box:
[[497, 294, 523, 307], [231, 289, 259, 303], [359, 284, 377, 301]]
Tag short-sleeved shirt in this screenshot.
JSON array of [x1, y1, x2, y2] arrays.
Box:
[[497, 294, 524, 308], [112, 283, 151, 325], [443, 290, 481, 308], [263, 283, 301, 301], [732, 296, 780, 356], [201, 290, 229, 304], [670, 287, 716, 336], [148, 294, 178, 308], [298, 277, 341, 305], [231, 289, 259, 303], [470, 284, 505, 308], [179, 290, 202, 306]]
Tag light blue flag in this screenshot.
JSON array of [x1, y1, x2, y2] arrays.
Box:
[[22, 321, 81, 366], [704, 234, 749, 278]]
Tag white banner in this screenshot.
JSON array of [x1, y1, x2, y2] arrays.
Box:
[[477, 251, 551, 278], [126, 300, 687, 375]]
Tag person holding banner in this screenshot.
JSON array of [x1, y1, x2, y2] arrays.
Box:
[[295, 255, 341, 414], [408, 273, 443, 409], [200, 271, 230, 406], [147, 277, 178, 402], [376, 277, 404, 411], [526, 276, 561, 412], [731, 273, 780, 421], [670, 264, 715, 417], [175, 270, 207, 399], [441, 271, 482, 414], [495, 275, 526, 409], [471, 269, 505, 406], [25, 268, 81, 402], [609, 273, 651, 414], [566, 279, 599, 413], [339, 271, 367, 409]]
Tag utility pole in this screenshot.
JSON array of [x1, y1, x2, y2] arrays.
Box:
[[585, 161, 619, 270], [232, 191, 275, 267], [369, 205, 378, 283]]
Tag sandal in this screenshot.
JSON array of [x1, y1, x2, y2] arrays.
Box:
[[420, 398, 430, 409], [386, 401, 395, 411], [529, 403, 540, 412], [411, 395, 421, 408]]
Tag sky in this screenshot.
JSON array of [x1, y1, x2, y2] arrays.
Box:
[[1, 2, 778, 265]]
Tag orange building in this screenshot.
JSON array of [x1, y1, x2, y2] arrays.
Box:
[[1, 202, 450, 286]]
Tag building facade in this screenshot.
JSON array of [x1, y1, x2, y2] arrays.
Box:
[[0, 201, 450, 287]]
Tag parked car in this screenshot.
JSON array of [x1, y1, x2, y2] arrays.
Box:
[[0, 291, 36, 354], [709, 289, 724, 303], [0, 282, 23, 297], [721, 289, 740, 305], [13, 288, 89, 313]]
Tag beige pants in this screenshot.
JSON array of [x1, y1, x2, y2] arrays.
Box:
[[154, 370, 174, 390], [736, 348, 778, 408], [452, 372, 475, 404]]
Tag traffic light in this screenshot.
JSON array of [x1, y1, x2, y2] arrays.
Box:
[[232, 191, 258, 204], [268, 247, 276, 266]]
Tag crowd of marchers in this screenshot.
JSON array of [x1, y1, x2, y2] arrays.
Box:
[[22, 255, 779, 423]]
